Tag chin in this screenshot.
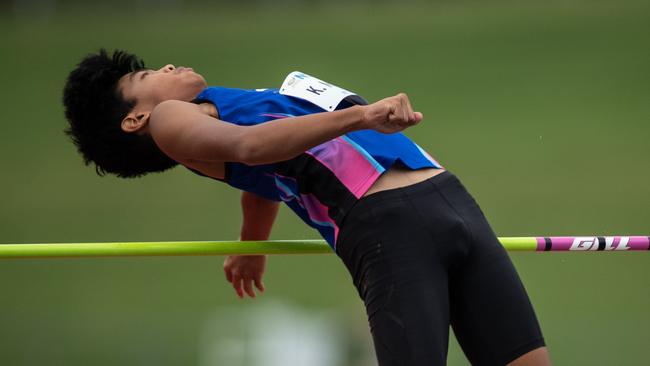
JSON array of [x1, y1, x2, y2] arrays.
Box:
[[181, 79, 207, 100], [190, 70, 207, 88]]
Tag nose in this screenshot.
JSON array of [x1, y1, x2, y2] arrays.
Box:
[[160, 64, 175, 73]]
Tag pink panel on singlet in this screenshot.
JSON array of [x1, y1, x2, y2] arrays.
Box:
[[305, 137, 384, 199], [300, 193, 339, 243]]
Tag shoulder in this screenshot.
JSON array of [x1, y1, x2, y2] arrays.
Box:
[[151, 100, 200, 123], [147, 98, 246, 164], [148, 100, 204, 161], [149, 100, 207, 138]]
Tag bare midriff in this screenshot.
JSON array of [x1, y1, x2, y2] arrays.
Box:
[[362, 165, 445, 198]]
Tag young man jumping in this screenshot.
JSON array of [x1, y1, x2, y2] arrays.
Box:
[[63, 49, 551, 365]]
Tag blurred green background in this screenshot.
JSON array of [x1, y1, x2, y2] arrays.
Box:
[[0, 0, 648, 365]]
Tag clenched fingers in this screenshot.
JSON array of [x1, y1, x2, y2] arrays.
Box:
[[397, 93, 409, 122], [402, 93, 416, 122], [389, 93, 421, 127]]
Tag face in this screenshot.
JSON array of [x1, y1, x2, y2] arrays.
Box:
[[118, 64, 207, 133], [120, 64, 207, 109]]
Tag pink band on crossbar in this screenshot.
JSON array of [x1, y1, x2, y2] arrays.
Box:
[[536, 236, 650, 251]]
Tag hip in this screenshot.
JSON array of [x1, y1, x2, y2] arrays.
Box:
[[336, 170, 497, 267]]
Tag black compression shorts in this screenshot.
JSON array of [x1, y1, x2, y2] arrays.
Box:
[[336, 171, 545, 366]]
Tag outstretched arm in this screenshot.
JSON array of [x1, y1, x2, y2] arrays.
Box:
[[149, 93, 423, 165], [223, 192, 280, 298]]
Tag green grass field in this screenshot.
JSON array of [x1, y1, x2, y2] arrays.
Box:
[[0, 1, 648, 364]]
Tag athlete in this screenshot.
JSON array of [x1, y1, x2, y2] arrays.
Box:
[[63, 49, 551, 365]]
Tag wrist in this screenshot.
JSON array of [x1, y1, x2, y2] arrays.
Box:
[[342, 105, 368, 133]]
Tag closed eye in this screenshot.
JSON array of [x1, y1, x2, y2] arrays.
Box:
[[128, 70, 149, 82]]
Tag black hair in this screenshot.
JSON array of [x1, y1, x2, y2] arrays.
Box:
[[63, 49, 178, 178]]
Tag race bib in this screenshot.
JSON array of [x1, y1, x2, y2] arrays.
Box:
[[279, 71, 367, 111]]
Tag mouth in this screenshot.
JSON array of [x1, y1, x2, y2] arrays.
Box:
[[176, 67, 194, 74]]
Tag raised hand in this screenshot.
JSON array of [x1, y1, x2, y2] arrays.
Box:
[[360, 93, 423, 134]]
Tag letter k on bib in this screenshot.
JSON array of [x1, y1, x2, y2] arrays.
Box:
[[280, 71, 368, 111]]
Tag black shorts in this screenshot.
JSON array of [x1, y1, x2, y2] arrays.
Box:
[[336, 171, 545, 366]]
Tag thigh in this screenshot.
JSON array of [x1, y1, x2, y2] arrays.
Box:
[[445, 195, 545, 365], [364, 238, 451, 366], [337, 189, 458, 365]]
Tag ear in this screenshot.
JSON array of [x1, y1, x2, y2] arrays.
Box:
[[121, 111, 150, 133]]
